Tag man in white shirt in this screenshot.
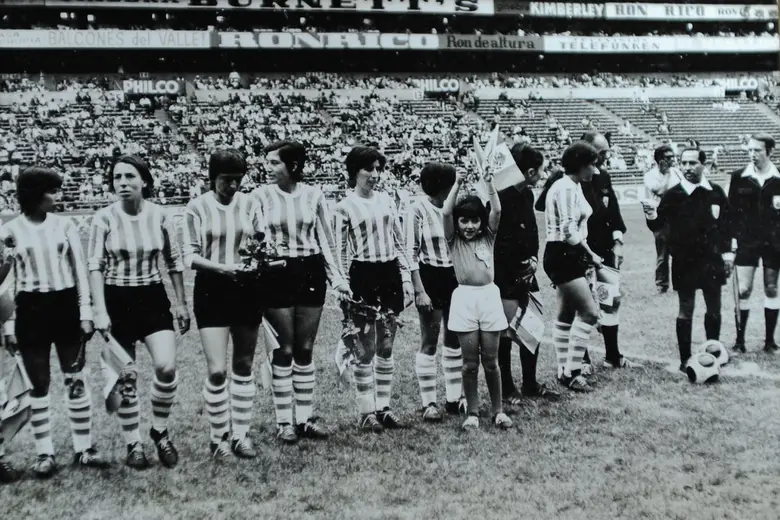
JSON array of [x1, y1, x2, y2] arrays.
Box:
[[643, 145, 683, 293]]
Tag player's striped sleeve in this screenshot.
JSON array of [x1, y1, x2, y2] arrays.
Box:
[[161, 208, 184, 274], [404, 202, 421, 272], [559, 186, 582, 246], [64, 218, 93, 321], [182, 203, 202, 269], [87, 211, 108, 273], [313, 192, 347, 288]]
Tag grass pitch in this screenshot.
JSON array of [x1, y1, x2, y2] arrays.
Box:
[[2, 206, 780, 520]]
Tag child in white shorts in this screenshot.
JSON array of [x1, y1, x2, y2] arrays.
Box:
[[443, 170, 511, 431]]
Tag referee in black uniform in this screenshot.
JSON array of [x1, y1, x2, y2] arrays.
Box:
[[494, 143, 560, 404], [579, 131, 638, 369]]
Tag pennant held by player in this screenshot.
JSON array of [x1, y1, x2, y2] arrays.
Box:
[[259, 319, 280, 391], [100, 332, 134, 414], [1, 352, 33, 444], [508, 292, 545, 354]]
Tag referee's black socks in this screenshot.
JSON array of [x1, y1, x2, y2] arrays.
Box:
[[601, 325, 621, 366], [518, 342, 538, 392], [765, 308, 779, 345], [737, 309, 750, 345], [704, 314, 721, 341], [498, 338, 517, 395], [676, 318, 692, 363]]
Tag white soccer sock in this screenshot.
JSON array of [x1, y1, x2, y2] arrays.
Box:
[[353, 362, 375, 415], [230, 372, 256, 440], [374, 355, 395, 411], [118, 392, 142, 446], [202, 379, 230, 444], [292, 363, 315, 426], [65, 372, 92, 453], [415, 352, 437, 407], [151, 373, 178, 434], [765, 296, 780, 310], [568, 317, 595, 376], [441, 346, 463, 403], [553, 321, 572, 378], [30, 395, 54, 456], [271, 364, 294, 426]]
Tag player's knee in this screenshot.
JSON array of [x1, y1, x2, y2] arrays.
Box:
[[480, 354, 498, 372], [677, 308, 693, 320], [154, 365, 176, 384], [208, 371, 227, 386], [272, 346, 293, 367], [232, 359, 253, 377], [766, 285, 778, 299], [462, 358, 479, 374], [376, 345, 393, 359], [580, 309, 600, 325], [420, 343, 437, 356], [293, 345, 313, 366], [739, 287, 753, 300]]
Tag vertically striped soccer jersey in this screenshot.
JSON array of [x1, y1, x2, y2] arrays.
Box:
[[333, 191, 411, 283], [0, 213, 92, 321], [251, 184, 346, 287], [544, 175, 593, 245], [405, 197, 452, 270], [182, 191, 265, 268], [88, 201, 184, 286]]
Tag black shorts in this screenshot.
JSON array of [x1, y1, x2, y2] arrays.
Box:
[[349, 260, 404, 314], [105, 283, 174, 353], [16, 288, 84, 376], [735, 243, 780, 270], [495, 261, 540, 301], [543, 242, 589, 287], [263, 255, 327, 309], [419, 263, 458, 312], [671, 255, 727, 292], [194, 272, 263, 329]]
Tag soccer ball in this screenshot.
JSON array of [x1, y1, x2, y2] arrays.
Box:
[[686, 352, 720, 384], [703, 340, 729, 367]]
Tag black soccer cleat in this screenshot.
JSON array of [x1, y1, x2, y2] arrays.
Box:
[[150, 429, 179, 468]]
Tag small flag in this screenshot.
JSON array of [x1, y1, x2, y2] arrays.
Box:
[[1, 352, 32, 443], [259, 320, 280, 390], [100, 333, 134, 414]]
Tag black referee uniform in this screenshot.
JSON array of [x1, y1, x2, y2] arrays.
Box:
[[728, 165, 780, 351], [646, 178, 732, 367], [494, 185, 545, 399]]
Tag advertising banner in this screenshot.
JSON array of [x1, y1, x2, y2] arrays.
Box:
[[439, 34, 541, 51], [43, 0, 494, 15], [528, 2, 604, 18], [0, 29, 212, 49], [122, 79, 185, 96], [543, 35, 779, 54], [412, 78, 461, 93], [604, 3, 777, 21], [218, 31, 440, 50]]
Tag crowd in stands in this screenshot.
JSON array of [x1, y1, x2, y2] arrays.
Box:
[[0, 72, 778, 210]]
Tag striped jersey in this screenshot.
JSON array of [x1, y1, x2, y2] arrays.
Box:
[[0, 214, 92, 320], [333, 191, 411, 282], [544, 175, 593, 245], [87, 201, 184, 286], [251, 184, 346, 287], [182, 191, 265, 268], [405, 197, 452, 270]]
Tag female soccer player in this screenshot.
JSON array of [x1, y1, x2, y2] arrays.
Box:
[[494, 143, 560, 406], [88, 155, 189, 469], [643, 155, 733, 370], [253, 140, 350, 444], [334, 145, 414, 433], [1, 166, 104, 478], [443, 168, 511, 430], [407, 162, 466, 422], [540, 142, 602, 393], [183, 148, 265, 459]]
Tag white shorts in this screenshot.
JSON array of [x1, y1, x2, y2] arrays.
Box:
[[448, 283, 509, 333]]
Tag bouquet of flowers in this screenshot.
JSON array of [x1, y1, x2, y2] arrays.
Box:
[[334, 298, 405, 387], [236, 231, 286, 284]]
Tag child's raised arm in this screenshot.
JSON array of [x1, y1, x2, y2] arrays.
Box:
[[486, 177, 501, 233], [443, 170, 465, 241]]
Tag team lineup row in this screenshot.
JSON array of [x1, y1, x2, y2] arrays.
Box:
[[0, 131, 776, 483]]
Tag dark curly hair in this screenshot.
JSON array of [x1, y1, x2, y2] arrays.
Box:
[[16, 166, 63, 215], [453, 194, 489, 237]]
